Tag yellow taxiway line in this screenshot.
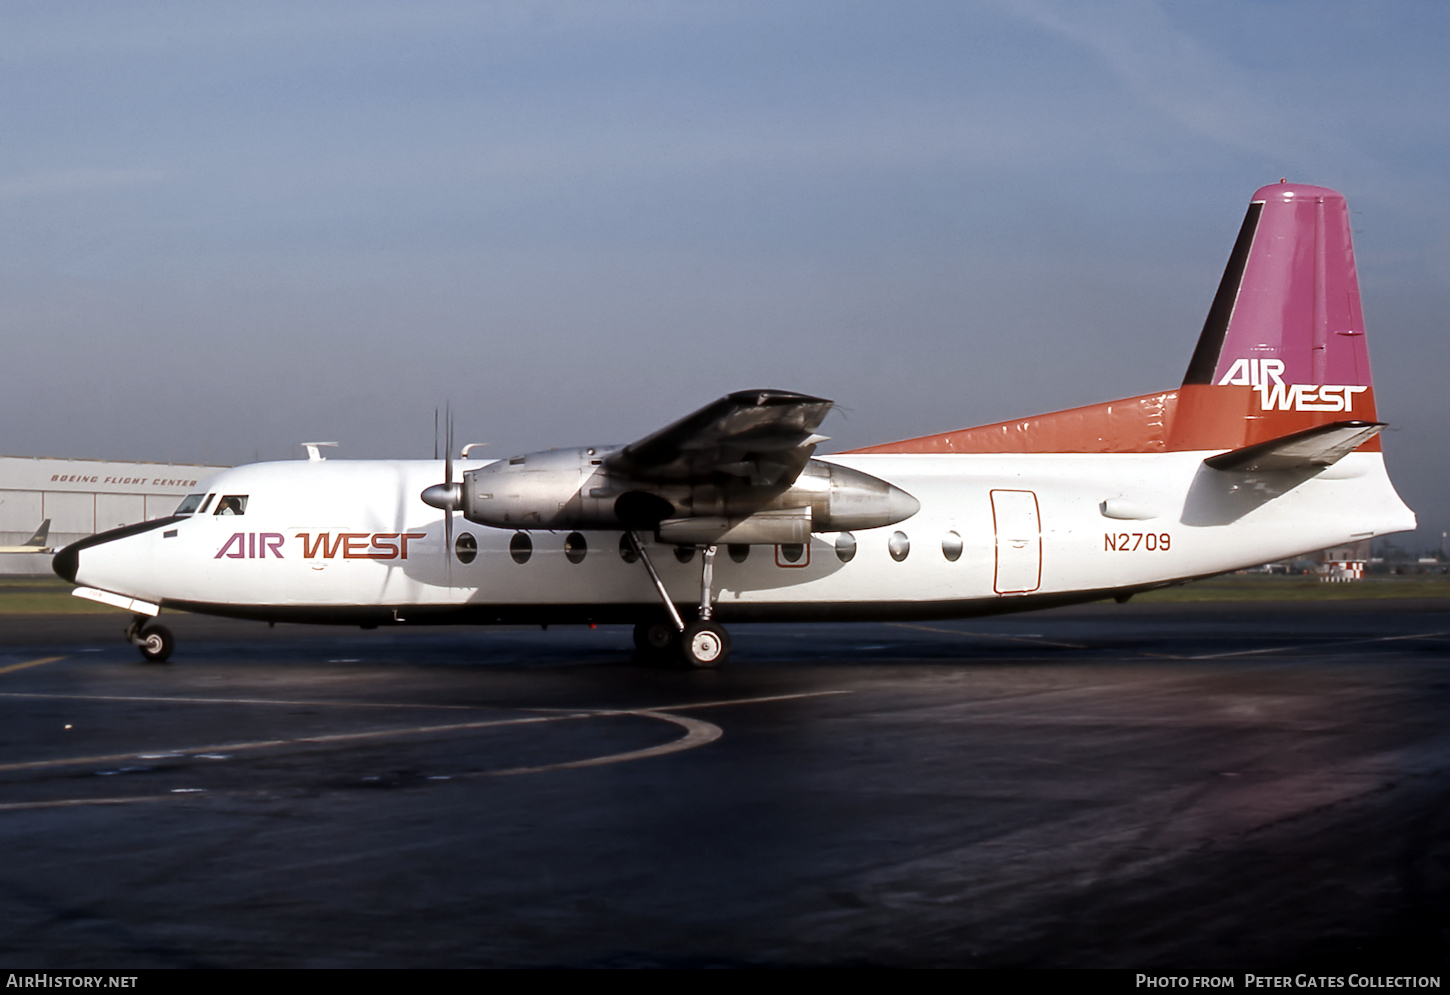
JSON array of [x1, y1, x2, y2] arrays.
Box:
[[0, 655, 65, 677]]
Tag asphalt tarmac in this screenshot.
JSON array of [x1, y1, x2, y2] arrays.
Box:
[[1, 600, 1448, 969]]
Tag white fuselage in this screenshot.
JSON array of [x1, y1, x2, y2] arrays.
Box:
[[66, 449, 1415, 625]]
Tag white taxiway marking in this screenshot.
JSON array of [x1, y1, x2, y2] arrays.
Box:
[[0, 795, 179, 812], [0, 691, 493, 711], [0, 691, 847, 785], [482, 710, 721, 777], [1145, 631, 1450, 661]]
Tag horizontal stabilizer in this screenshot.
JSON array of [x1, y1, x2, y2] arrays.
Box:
[[1203, 421, 1384, 473]]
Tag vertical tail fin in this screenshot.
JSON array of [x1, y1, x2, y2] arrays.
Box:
[[24, 519, 50, 548], [1170, 182, 1379, 451], [848, 182, 1383, 457]]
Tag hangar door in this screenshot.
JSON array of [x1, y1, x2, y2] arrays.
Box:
[[991, 489, 1041, 594], [96, 494, 146, 532]]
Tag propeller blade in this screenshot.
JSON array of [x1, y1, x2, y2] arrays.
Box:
[[444, 403, 454, 578], [420, 404, 462, 581], [445, 401, 454, 486]]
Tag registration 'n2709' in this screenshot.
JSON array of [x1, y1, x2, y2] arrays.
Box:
[[1105, 532, 1171, 552]]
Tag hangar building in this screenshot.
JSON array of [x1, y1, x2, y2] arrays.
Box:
[[0, 456, 228, 576]]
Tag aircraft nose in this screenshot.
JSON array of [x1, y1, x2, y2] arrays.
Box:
[[52, 544, 79, 583], [51, 517, 183, 587]]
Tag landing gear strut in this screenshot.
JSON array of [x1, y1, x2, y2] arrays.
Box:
[[627, 532, 731, 668], [124, 615, 174, 663]]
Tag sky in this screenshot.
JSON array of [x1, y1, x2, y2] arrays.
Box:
[[3, 0, 1448, 547]]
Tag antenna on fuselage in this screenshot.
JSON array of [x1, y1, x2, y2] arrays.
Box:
[[302, 442, 338, 462]]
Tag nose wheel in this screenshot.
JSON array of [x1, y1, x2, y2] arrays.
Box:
[[124, 616, 174, 663]]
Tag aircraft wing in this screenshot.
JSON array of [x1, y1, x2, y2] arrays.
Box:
[[1204, 421, 1385, 473], [605, 389, 833, 487]]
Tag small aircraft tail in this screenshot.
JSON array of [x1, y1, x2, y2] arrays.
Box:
[[24, 519, 50, 548], [852, 182, 1383, 456], [0, 520, 52, 555]]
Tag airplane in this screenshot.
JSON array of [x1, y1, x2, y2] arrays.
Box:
[[0, 520, 52, 554], [54, 182, 1415, 667]]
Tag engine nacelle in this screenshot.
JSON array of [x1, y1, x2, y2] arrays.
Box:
[[452, 447, 919, 538], [461, 447, 623, 529]]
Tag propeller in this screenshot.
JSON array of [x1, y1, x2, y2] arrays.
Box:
[[420, 403, 462, 574], [444, 403, 454, 566]]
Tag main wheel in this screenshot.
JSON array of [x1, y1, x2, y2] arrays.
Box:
[[632, 621, 679, 664], [680, 621, 730, 669], [138, 623, 174, 663]]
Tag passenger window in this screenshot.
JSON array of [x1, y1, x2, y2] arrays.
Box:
[[174, 493, 205, 515], [942, 531, 963, 562], [618, 533, 639, 563], [214, 495, 249, 516], [510, 532, 533, 564], [776, 543, 810, 568], [888, 531, 910, 562], [565, 532, 588, 564], [455, 532, 477, 565]]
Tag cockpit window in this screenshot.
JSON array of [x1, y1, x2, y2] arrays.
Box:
[[174, 493, 205, 515], [198, 493, 215, 514], [214, 495, 248, 516]]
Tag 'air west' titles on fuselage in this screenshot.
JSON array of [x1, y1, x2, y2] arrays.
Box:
[[214, 532, 427, 560], [1216, 358, 1369, 413]]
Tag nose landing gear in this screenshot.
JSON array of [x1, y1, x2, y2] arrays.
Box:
[[124, 615, 174, 663]]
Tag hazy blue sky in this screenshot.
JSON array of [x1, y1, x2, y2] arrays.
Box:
[[3, 1, 1448, 544]]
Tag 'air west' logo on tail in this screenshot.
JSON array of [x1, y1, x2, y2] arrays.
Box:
[[1217, 359, 1368, 413]]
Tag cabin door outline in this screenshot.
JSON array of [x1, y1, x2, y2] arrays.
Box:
[[990, 489, 1042, 595]]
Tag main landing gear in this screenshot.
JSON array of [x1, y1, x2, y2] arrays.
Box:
[[627, 532, 731, 668], [124, 615, 174, 663]]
